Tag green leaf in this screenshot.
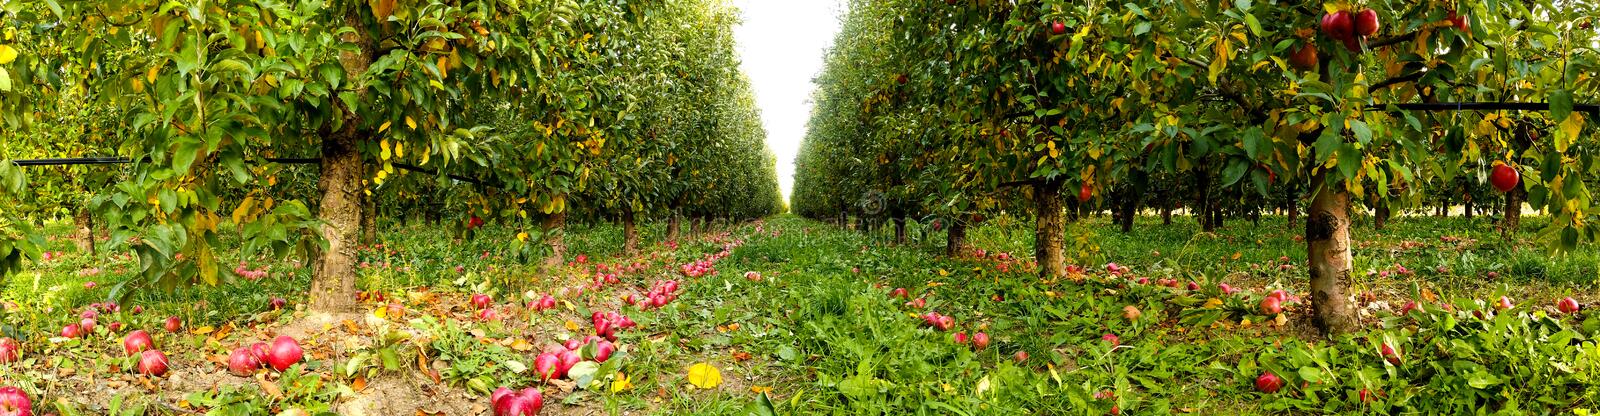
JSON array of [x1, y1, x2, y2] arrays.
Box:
[[1550, 89, 1573, 122]]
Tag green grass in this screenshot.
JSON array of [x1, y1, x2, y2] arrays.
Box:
[[1, 214, 1596, 414]]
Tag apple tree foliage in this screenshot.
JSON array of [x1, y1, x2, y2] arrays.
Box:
[[0, 0, 781, 311], [794, 0, 1597, 335]]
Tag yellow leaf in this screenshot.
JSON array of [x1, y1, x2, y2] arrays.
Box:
[[380, 139, 392, 160], [0, 45, 18, 65], [686, 363, 723, 389], [516, 232, 529, 242], [937, 269, 949, 277], [405, 116, 417, 130], [564, 320, 580, 331], [147, 66, 159, 84], [394, 142, 404, 158], [1203, 298, 1224, 309], [378, 121, 391, 133], [611, 372, 633, 393]]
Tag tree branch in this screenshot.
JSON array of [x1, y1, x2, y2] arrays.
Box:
[[1370, 71, 1424, 92]]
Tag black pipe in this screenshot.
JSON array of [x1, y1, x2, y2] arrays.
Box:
[[1369, 102, 1600, 117], [7, 156, 498, 188]]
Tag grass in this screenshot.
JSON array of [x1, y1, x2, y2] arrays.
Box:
[[0, 213, 1596, 414]]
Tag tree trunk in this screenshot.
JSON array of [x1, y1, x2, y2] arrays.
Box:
[[308, 127, 365, 313], [1464, 195, 1474, 219], [1374, 203, 1391, 231], [945, 220, 967, 257], [1034, 180, 1066, 279], [1286, 202, 1299, 228], [1196, 171, 1215, 232], [665, 209, 681, 242], [360, 190, 377, 245], [308, 9, 376, 314], [73, 208, 95, 255], [1118, 192, 1137, 233], [893, 216, 907, 244], [1161, 202, 1173, 225], [543, 212, 567, 268], [622, 209, 639, 254], [1500, 187, 1523, 240], [1307, 174, 1359, 336]]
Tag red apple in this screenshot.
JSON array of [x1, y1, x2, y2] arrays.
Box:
[[1447, 11, 1470, 32], [1078, 183, 1093, 202], [1101, 333, 1120, 345], [1400, 300, 1421, 315], [0, 386, 30, 416], [471, 294, 493, 310], [1490, 164, 1518, 192], [973, 332, 990, 350], [1495, 296, 1514, 311], [164, 316, 183, 333], [60, 324, 81, 339], [593, 341, 616, 363], [266, 336, 303, 372], [228, 347, 262, 376], [78, 318, 95, 334], [1289, 43, 1318, 70], [953, 332, 969, 345], [1050, 21, 1066, 35], [123, 330, 154, 356], [491, 387, 543, 416], [269, 297, 287, 311], [555, 350, 581, 378], [1557, 297, 1580, 314], [250, 342, 270, 362], [1260, 296, 1284, 315], [1321, 11, 1355, 41], [1380, 343, 1402, 365], [1353, 9, 1380, 36], [889, 288, 908, 299], [0, 338, 18, 363], [534, 352, 561, 381], [1014, 350, 1029, 362], [137, 349, 169, 376], [1255, 371, 1283, 393]]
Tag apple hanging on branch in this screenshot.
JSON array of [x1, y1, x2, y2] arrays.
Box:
[[1490, 163, 1519, 193]]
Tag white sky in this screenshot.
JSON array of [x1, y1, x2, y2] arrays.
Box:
[[731, 0, 846, 205]]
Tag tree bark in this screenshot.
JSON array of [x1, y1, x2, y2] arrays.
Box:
[[1500, 187, 1523, 240], [1034, 180, 1066, 279], [893, 216, 907, 244], [1374, 203, 1391, 231], [622, 209, 638, 254], [308, 10, 373, 313], [360, 190, 377, 245], [1118, 191, 1137, 233], [1307, 173, 1359, 336], [1161, 202, 1173, 225], [73, 208, 95, 255], [665, 209, 681, 242], [308, 126, 365, 313], [1464, 194, 1475, 219], [945, 220, 968, 257], [543, 212, 567, 268]]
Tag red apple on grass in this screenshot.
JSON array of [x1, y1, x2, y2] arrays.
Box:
[[0, 338, 18, 363], [164, 316, 183, 333], [953, 332, 968, 345], [137, 350, 169, 376], [123, 330, 154, 355], [491, 387, 543, 416], [60, 324, 81, 339], [471, 294, 493, 310], [1255, 371, 1283, 393], [1380, 343, 1402, 365], [0, 387, 30, 416], [269, 297, 287, 311], [534, 352, 561, 381], [266, 336, 303, 372], [973, 332, 990, 350], [1495, 296, 1514, 311], [1260, 296, 1284, 315], [1557, 297, 1580, 314], [228, 347, 262, 376]]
